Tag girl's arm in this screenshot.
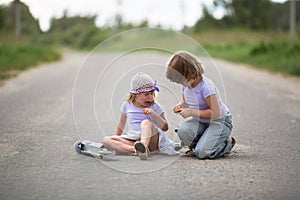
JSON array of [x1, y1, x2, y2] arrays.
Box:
[[201, 94, 221, 119], [143, 108, 169, 131], [179, 94, 221, 119], [157, 113, 169, 131], [115, 113, 127, 136]]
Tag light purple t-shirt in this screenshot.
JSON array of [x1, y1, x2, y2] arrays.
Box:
[[120, 101, 163, 131], [183, 76, 229, 123]]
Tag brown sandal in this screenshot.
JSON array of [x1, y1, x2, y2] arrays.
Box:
[[134, 141, 149, 160], [183, 149, 196, 157], [231, 137, 236, 148]]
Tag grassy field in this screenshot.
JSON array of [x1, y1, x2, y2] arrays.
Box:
[[0, 28, 299, 83], [193, 29, 300, 76], [0, 41, 61, 81], [203, 41, 300, 76], [95, 28, 300, 76]]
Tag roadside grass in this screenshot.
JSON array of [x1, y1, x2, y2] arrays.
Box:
[[202, 39, 300, 76], [0, 41, 61, 80], [93, 29, 198, 53], [1, 28, 299, 81], [192, 29, 300, 76], [93, 28, 300, 76]]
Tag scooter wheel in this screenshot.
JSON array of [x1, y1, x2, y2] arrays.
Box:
[[74, 140, 83, 154]]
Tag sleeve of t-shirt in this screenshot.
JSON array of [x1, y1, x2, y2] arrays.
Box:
[[202, 81, 217, 99], [120, 101, 128, 115]]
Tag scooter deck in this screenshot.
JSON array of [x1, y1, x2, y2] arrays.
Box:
[[74, 140, 113, 159]]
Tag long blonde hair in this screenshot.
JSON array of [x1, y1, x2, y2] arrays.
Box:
[[125, 93, 136, 102]]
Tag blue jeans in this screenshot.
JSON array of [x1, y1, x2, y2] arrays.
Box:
[[177, 114, 233, 159]]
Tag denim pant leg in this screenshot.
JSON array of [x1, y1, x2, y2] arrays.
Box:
[[176, 119, 206, 148], [194, 114, 233, 159]]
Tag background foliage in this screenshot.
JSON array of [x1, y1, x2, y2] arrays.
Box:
[[0, 0, 299, 80]]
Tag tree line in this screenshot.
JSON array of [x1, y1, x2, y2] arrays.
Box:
[[193, 0, 298, 32], [0, 0, 298, 48]]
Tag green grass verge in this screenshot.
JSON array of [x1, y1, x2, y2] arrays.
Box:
[[1, 29, 299, 81], [0, 42, 61, 80], [203, 39, 300, 76], [91, 28, 300, 76], [190, 29, 300, 76]]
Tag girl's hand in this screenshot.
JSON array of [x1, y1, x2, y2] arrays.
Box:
[[143, 108, 154, 115], [173, 105, 182, 113], [179, 108, 194, 118]]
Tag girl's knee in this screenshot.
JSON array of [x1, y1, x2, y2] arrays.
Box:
[[194, 148, 209, 159], [194, 143, 212, 159], [176, 126, 191, 139], [176, 126, 186, 135], [141, 119, 152, 128]]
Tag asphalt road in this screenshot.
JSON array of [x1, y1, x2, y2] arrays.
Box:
[[1, 50, 299, 200]]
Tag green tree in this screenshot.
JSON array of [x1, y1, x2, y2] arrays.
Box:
[[137, 19, 149, 28], [211, 0, 273, 30], [232, 0, 272, 30], [49, 13, 96, 33], [44, 14, 110, 49], [194, 7, 220, 32], [213, 0, 299, 32], [0, 6, 5, 31], [0, 1, 40, 36]]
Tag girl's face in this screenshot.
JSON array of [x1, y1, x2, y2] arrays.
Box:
[[134, 91, 155, 108]]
